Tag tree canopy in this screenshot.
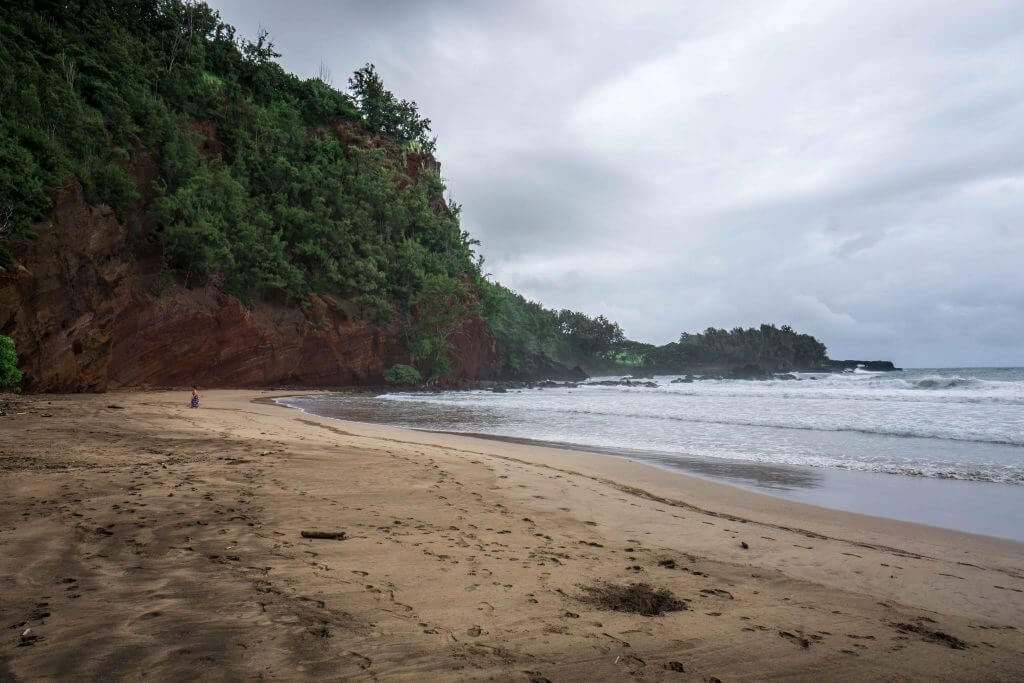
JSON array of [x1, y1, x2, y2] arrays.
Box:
[[643, 324, 828, 373]]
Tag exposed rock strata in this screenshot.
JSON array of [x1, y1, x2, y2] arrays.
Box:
[[0, 181, 498, 392]]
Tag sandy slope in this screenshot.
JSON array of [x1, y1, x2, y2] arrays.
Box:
[[0, 390, 1021, 681]]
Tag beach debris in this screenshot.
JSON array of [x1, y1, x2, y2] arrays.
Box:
[[19, 628, 38, 647], [107, 404, 125, 409], [664, 660, 685, 672], [577, 582, 687, 616], [657, 559, 677, 569], [300, 530, 346, 540], [740, 541, 749, 549]]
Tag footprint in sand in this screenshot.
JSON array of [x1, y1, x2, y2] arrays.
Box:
[[778, 631, 811, 648]]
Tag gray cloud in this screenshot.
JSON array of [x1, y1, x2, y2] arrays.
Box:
[[209, 0, 1024, 366]]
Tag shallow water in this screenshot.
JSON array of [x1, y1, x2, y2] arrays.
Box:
[[278, 367, 1024, 541]]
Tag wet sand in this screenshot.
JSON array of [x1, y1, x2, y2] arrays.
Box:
[[1, 390, 1022, 680]]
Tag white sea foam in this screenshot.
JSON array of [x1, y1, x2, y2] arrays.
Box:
[[287, 368, 1024, 486]]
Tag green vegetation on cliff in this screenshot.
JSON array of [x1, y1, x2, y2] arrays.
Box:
[[642, 324, 828, 373], [0, 0, 632, 380], [0, 1, 468, 318], [0, 1, 831, 383], [477, 282, 626, 379], [0, 336, 21, 390]]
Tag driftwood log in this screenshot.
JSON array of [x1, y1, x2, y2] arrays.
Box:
[[300, 530, 346, 540]]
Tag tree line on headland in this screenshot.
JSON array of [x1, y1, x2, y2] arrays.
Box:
[[0, 1, 841, 390]]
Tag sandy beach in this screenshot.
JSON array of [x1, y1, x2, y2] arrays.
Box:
[[1, 390, 1022, 681]]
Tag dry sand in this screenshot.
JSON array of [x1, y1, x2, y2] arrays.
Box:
[[1, 390, 1022, 681]]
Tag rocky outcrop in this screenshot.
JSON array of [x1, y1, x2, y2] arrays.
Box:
[[0, 181, 498, 392], [0, 181, 132, 392]]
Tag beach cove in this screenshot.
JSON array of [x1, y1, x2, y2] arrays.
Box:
[[1, 390, 1022, 680]]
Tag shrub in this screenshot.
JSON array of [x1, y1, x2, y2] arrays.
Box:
[[383, 364, 422, 386], [0, 335, 22, 390]]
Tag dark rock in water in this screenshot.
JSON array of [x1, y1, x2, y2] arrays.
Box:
[[585, 379, 658, 388], [776, 373, 797, 380], [670, 376, 693, 384], [536, 380, 578, 389], [826, 359, 901, 372], [491, 386, 507, 393], [624, 372, 655, 380]]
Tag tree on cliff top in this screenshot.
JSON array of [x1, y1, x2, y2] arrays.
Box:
[[349, 64, 435, 152]]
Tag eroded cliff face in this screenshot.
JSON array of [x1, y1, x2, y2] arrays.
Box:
[[0, 180, 498, 392]]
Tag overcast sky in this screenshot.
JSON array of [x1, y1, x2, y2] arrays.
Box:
[[209, 0, 1024, 366]]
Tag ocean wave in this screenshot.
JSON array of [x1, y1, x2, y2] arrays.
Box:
[[374, 422, 1024, 486], [543, 376, 1024, 405], [379, 393, 1024, 447], [285, 393, 1024, 487], [909, 375, 979, 389], [548, 406, 1024, 447]]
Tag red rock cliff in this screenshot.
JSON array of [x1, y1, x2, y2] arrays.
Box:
[[0, 180, 498, 392]]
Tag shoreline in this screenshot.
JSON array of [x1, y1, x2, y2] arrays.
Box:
[[275, 393, 1024, 543], [270, 396, 1024, 565], [433, 430, 1024, 543], [2, 390, 1021, 680]]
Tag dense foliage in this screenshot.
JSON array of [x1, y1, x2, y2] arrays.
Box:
[[643, 324, 828, 373], [0, 1, 832, 383], [0, 336, 21, 390], [477, 282, 627, 378], [0, 0, 474, 319], [382, 364, 422, 386], [408, 274, 481, 380]]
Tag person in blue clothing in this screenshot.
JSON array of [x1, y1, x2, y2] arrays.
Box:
[[190, 385, 200, 408]]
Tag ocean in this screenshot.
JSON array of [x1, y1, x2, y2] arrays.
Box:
[[277, 367, 1024, 541]]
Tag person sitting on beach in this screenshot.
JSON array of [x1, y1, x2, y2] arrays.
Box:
[[190, 386, 200, 409]]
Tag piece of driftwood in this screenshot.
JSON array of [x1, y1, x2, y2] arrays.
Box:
[[300, 530, 346, 540]]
